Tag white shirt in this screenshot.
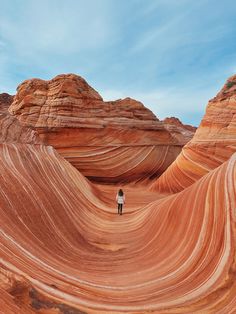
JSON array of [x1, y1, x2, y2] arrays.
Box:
[[116, 194, 125, 204]]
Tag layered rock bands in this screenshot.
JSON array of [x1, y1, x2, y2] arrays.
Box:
[[152, 74, 236, 192], [7, 74, 195, 183]]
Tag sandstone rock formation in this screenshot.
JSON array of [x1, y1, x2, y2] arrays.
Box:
[[163, 116, 197, 144], [0, 74, 236, 313], [0, 92, 40, 144], [0, 93, 13, 110], [164, 116, 197, 132], [152, 74, 236, 192], [8, 74, 194, 183]]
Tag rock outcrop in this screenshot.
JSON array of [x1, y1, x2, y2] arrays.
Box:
[[152, 74, 236, 192], [0, 92, 40, 144], [164, 116, 197, 132], [0, 93, 13, 110], [163, 116, 197, 144], [8, 74, 194, 183]]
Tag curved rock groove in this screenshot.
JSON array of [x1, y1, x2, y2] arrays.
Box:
[[0, 143, 236, 313]]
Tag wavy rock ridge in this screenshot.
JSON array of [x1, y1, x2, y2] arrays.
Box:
[[0, 74, 236, 313], [152, 74, 236, 193]]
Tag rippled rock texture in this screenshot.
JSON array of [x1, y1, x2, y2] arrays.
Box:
[[0, 74, 236, 313]]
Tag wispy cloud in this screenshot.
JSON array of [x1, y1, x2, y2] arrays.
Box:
[[0, 0, 113, 57]]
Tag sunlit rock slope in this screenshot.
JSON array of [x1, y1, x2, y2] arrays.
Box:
[[152, 74, 236, 193], [0, 74, 236, 313]]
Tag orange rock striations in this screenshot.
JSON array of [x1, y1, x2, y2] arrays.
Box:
[[8, 74, 194, 183], [152, 74, 236, 193]]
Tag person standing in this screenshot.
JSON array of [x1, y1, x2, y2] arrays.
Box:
[[116, 189, 125, 215]]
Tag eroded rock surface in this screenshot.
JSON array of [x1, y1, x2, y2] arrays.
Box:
[[152, 74, 236, 192], [0, 92, 40, 144], [8, 74, 194, 183], [0, 93, 13, 110]]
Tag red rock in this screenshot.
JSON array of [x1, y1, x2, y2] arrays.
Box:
[[8, 74, 194, 183], [0, 93, 13, 111], [164, 116, 197, 132], [163, 116, 197, 144], [0, 92, 40, 144], [152, 75, 236, 193]]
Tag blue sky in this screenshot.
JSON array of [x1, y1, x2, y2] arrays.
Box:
[[0, 0, 236, 126]]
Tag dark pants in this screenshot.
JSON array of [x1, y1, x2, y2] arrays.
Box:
[[118, 203, 123, 215]]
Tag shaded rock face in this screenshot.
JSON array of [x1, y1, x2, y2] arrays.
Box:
[[8, 74, 195, 183], [0, 93, 14, 111], [152, 74, 236, 192]]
